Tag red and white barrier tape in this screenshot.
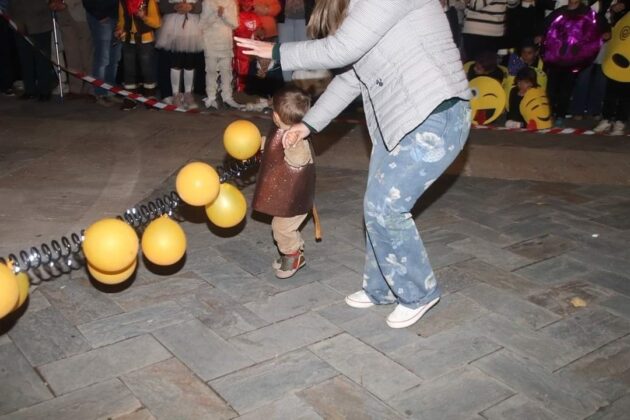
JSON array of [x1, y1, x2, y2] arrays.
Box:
[[2, 11, 628, 136]]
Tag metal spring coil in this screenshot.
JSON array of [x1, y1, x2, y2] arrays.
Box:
[[3, 155, 262, 278]]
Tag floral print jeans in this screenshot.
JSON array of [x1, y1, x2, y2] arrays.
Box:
[[362, 99, 471, 309]]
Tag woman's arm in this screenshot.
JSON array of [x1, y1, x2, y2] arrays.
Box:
[[280, 0, 416, 71], [283, 68, 362, 147]]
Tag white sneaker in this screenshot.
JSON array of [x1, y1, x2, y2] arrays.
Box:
[[386, 297, 440, 329], [223, 97, 243, 109], [610, 121, 626, 136], [345, 290, 375, 308], [593, 119, 612, 133], [184, 92, 198, 110], [172, 92, 184, 109]]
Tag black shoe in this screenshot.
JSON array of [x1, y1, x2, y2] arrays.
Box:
[[38, 94, 51, 102], [19, 93, 36, 100], [121, 98, 137, 111]]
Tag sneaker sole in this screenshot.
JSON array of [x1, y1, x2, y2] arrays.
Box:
[[386, 297, 440, 329], [345, 296, 375, 309]]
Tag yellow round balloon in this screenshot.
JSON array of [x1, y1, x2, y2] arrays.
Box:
[[14, 271, 30, 310], [0, 263, 19, 319], [87, 259, 137, 285], [205, 183, 247, 228], [141, 216, 187, 266], [469, 76, 507, 125], [223, 120, 262, 160], [83, 218, 139, 273], [176, 162, 221, 206]]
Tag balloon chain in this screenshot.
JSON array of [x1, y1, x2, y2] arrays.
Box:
[[2, 156, 263, 279]]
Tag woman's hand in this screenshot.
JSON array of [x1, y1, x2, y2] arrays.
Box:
[[234, 37, 274, 59], [282, 123, 311, 149]]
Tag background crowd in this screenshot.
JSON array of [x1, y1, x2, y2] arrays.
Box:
[[0, 0, 628, 133]]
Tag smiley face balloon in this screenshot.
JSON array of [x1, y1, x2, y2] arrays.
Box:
[[602, 13, 630, 83], [469, 76, 506, 125], [520, 87, 552, 130]]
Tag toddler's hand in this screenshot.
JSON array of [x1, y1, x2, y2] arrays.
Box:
[[282, 123, 310, 149]]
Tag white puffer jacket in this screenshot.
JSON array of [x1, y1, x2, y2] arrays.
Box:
[[280, 0, 470, 151]]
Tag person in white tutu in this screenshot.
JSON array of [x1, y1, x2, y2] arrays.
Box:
[[156, 0, 204, 109], [199, 0, 240, 109]]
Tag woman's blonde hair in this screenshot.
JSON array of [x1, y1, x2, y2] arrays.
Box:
[[307, 0, 350, 39]]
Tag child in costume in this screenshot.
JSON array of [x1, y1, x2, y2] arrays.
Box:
[[199, 0, 240, 109], [252, 86, 316, 279], [233, 0, 263, 93], [156, 0, 203, 110], [505, 67, 539, 128], [116, 0, 162, 110]]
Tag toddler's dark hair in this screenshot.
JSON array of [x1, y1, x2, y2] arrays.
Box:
[[474, 51, 499, 73], [514, 67, 539, 87], [272, 86, 311, 125]]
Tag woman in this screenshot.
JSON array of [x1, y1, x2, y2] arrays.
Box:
[[236, 0, 471, 329]]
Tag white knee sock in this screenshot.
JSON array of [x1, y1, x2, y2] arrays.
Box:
[[184, 69, 195, 93], [170, 68, 182, 95]]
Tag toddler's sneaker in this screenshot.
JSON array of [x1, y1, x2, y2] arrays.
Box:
[[386, 297, 440, 329], [345, 290, 375, 308], [610, 121, 626, 136], [593, 119, 612, 133], [274, 250, 305, 279], [203, 97, 218, 109]]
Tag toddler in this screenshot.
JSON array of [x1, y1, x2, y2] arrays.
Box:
[[505, 67, 538, 128]]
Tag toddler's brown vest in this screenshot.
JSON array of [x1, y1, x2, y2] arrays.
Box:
[[252, 128, 315, 217]]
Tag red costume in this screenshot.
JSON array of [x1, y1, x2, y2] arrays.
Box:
[[233, 4, 262, 92]]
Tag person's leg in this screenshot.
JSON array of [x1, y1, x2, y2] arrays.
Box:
[[204, 51, 219, 106], [362, 100, 471, 309], [138, 42, 157, 95], [16, 35, 37, 96], [588, 64, 606, 117], [86, 13, 109, 96], [556, 71, 578, 119], [272, 214, 308, 278], [104, 18, 121, 88], [32, 31, 53, 97], [182, 52, 197, 108], [218, 55, 239, 108], [0, 18, 14, 93], [60, 19, 89, 94], [569, 65, 591, 118]]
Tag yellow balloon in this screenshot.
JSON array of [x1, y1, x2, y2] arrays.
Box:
[[469, 76, 506, 125], [141, 216, 187, 266], [0, 263, 19, 319], [176, 162, 220, 206], [87, 259, 137, 285], [205, 183, 247, 228], [223, 120, 262, 160], [83, 218, 139, 273], [14, 271, 30, 310]]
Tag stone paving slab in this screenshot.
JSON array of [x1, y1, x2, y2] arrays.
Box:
[[228, 312, 341, 363], [122, 358, 237, 420], [152, 319, 254, 381], [388, 366, 515, 420], [38, 334, 171, 396], [208, 349, 338, 414], [235, 393, 324, 420], [77, 301, 195, 348], [8, 306, 92, 366], [480, 394, 562, 420], [0, 379, 142, 420], [473, 350, 602, 419], [110, 274, 207, 311], [298, 375, 405, 420], [309, 333, 422, 400], [0, 343, 53, 415], [447, 237, 532, 271]]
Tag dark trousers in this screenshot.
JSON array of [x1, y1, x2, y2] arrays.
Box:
[[547, 67, 579, 118], [16, 31, 52, 95], [602, 78, 630, 122], [122, 42, 157, 90], [0, 17, 17, 91]]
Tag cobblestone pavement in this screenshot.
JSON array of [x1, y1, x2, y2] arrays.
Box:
[[1, 98, 630, 419]]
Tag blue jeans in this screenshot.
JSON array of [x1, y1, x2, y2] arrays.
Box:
[[86, 13, 121, 96], [570, 64, 606, 117], [363, 100, 471, 309]]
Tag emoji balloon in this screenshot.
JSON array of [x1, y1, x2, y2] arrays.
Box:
[[602, 13, 630, 82]]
